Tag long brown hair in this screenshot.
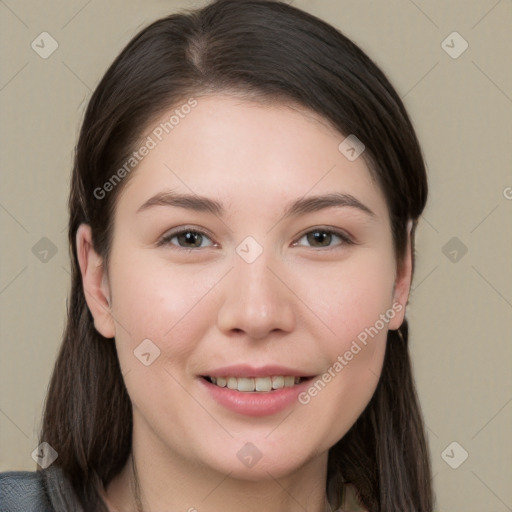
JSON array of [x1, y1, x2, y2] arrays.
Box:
[[40, 1, 433, 510]]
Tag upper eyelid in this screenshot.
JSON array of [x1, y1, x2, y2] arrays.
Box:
[[293, 229, 355, 248], [295, 226, 353, 240], [158, 226, 216, 246]]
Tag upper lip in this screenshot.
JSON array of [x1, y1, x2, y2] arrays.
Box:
[[201, 365, 315, 378]]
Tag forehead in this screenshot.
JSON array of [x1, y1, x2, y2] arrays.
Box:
[[115, 94, 387, 220]]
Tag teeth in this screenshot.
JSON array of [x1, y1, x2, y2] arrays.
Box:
[[272, 376, 284, 389], [208, 376, 304, 392], [284, 376, 295, 387], [237, 377, 255, 392], [255, 377, 272, 391]]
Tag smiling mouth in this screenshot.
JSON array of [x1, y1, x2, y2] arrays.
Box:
[[202, 375, 310, 392]]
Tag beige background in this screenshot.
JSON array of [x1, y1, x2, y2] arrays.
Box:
[[1, 0, 511, 510]]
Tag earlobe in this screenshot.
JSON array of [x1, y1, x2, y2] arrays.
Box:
[[388, 220, 414, 330], [76, 224, 116, 339]]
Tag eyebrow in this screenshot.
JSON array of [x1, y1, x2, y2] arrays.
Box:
[[137, 190, 376, 219]]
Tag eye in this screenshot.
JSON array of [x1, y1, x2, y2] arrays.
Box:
[[158, 228, 215, 249], [294, 228, 353, 249]]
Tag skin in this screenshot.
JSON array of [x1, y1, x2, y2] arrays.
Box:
[[77, 94, 412, 512]]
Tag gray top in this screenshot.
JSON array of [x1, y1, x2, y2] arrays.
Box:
[[0, 467, 84, 512], [0, 467, 365, 511]]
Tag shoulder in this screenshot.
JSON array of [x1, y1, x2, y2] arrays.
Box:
[[0, 471, 53, 512]]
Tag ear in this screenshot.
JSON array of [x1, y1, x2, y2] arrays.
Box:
[[76, 224, 116, 339], [388, 219, 414, 330]]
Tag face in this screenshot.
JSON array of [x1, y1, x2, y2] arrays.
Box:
[[79, 94, 411, 481]]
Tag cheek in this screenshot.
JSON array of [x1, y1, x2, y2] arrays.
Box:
[[108, 255, 215, 432], [108, 252, 221, 373], [297, 274, 392, 452], [293, 250, 394, 426], [300, 249, 396, 350]]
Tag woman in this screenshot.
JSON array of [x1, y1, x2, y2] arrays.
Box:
[[0, 0, 433, 510]]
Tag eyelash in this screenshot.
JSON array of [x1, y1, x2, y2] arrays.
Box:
[[157, 226, 355, 251]]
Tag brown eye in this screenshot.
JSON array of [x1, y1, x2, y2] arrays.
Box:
[[306, 230, 333, 247], [159, 229, 214, 249], [295, 229, 353, 248]]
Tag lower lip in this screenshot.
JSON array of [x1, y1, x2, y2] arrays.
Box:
[[199, 377, 314, 417]]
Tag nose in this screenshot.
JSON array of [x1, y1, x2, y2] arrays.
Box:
[[216, 250, 296, 340]]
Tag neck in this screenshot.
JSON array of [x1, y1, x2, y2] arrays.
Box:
[[105, 425, 330, 512]]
